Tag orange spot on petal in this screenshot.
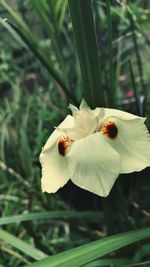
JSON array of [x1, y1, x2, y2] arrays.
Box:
[[102, 121, 118, 139], [58, 136, 73, 156]]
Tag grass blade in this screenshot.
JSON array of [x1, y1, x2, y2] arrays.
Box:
[[0, 228, 48, 260], [0, 18, 76, 104], [106, 0, 116, 107], [68, 0, 105, 108], [24, 227, 150, 267], [128, 60, 140, 115], [0, 211, 103, 225], [29, 0, 53, 37], [127, 6, 146, 114], [0, 0, 77, 103], [83, 258, 132, 267]]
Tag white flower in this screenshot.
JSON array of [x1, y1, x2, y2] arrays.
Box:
[[40, 99, 150, 197]]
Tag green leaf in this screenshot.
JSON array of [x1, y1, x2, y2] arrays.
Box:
[[68, 0, 105, 108], [0, 0, 77, 104], [29, 0, 53, 37], [0, 228, 48, 260], [83, 258, 132, 267], [127, 6, 146, 114], [128, 60, 140, 115], [0, 18, 76, 104], [106, 0, 116, 107], [23, 227, 150, 267], [0, 211, 103, 225], [0, 17, 27, 48]]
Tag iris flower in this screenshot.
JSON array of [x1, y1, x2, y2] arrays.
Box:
[[40, 99, 150, 197]]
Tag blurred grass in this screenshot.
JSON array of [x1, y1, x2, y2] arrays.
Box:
[[0, 0, 150, 266]]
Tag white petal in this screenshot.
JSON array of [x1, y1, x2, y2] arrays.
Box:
[[95, 107, 145, 121], [95, 108, 105, 131], [69, 99, 90, 117], [40, 138, 70, 193], [68, 100, 97, 139], [39, 115, 74, 193], [69, 103, 78, 117], [79, 99, 90, 110], [67, 133, 120, 197], [103, 117, 150, 173], [43, 115, 74, 151]]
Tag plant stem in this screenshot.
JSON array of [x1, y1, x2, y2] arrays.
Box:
[[106, 0, 116, 108]]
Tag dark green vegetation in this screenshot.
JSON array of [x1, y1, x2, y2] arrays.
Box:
[[0, 0, 150, 266]]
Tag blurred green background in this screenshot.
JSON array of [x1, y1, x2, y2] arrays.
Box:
[[0, 0, 150, 266]]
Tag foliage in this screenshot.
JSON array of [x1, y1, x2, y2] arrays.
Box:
[[0, 0, 150, 266]]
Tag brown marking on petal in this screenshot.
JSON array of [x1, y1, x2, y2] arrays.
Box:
[[58, 136, 73, 156], [102, 121, 118, 139]]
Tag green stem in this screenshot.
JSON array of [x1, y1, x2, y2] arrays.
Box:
[[68, 0, 105, 108], [5, 19, 77, 105], [49, 1, 69, 87], [127, 8, 146, 115], [106, 0, 116, 107], [128, 60, 141, 115]]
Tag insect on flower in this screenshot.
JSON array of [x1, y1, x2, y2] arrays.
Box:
[[40, 99, 150, 197]]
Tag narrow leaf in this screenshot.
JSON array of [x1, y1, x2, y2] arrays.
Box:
[[83, 258, 132, 267], [0, 228, 48, 260], [29, 0, 53, 37], [68, 0, 105, 108], [106, 0, 116, 107], [24, 227, 150, 267], [0, 211, 103, 225], [128, 60, 140, 115], [0, 18, 76, 104], [127, 6, 146, 115], [0, 0, 77, 103]]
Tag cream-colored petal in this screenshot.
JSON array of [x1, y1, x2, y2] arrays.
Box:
[[95, 108, 105, 131], [69, 103, 79, 117], [67, 133, 120, 197], [79, 99, 90, 110], [95, 107, 145, 121], [39, 115, 74, 193], [40, 137, 70, 193], [68, 102, 97, 139], [74, 109, 97, 137], [69, 99, 90, 117], [103, 117, 150, 173], [43, 115, 74, 151]]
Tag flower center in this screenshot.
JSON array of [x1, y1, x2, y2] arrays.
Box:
[[58, 136, 73, 156], [102, 121, 118, 139]]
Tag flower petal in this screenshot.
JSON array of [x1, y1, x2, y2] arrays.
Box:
[[40, 115, 74, 193], [40, 139, 70, 193], [67, 133, 120, 197], [43, 115, 74, 151], [79, 98, 90, 110], [102, 117, 150, 173], [95, 107, 145, 121], [68, 100, 97, 140]]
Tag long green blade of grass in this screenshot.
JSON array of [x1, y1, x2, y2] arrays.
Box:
[[0, 211, 103, 225], [0, 0, 77, 103], [0, 18, 76, 104], [83, 258, 132, 267], [128, 59, 140, 115], [24, 227, 150, 267], [127, 6, 146, 115], [0, 229, 48, 260], [29, 0, 53, 37], [68, 0, 105, 108], [30, 0, 65, 74], [106, 0, 116, 107]]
